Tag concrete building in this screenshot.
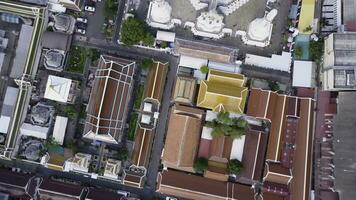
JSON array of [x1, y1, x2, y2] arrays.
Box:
[[323, 33, 356, 90], [292, 60, 317, 88], [103, 159, 121, 180], [64, 153, 91, 173]]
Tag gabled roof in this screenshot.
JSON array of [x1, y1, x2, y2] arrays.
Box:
[[157, 170, 255, 200], [44, 75, 72, 103], [0, 169, 32, 188], [247, 88, 314, 200], [84, 55, 135, 144], [162, 105, 204, 172], [86, 188, 124, 200], [38, 179, 84, 198], [173, 76, 197, 105], [197, 69, 248, 113]]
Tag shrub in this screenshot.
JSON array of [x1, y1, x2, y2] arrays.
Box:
[[294, 46, 303, 59], [228, 159, 243, 175], [194, 157, 208, 173], [200, 65, 209, 74]]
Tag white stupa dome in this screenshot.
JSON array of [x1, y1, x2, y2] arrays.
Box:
[[247, 9, 277, 41], [150, 0, 172, 24]]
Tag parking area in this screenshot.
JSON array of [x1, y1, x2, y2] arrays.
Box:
[[73, 0, 120, 42]]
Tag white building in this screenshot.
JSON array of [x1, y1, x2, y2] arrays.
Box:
[[52, 116, 68, 145], [0, 87, 19, 134], [64, 153, 91, 173], [146, 0, 180, 30], [20, 123, 49, 139], [245, 52, 292, 73], [44, 75, 72, 103], [103, 159, 121, 180], [292, 60, 316, 88]]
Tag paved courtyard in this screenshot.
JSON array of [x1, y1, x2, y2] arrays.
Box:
[[161, 0, 293, 56]]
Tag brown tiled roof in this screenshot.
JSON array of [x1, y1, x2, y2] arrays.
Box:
[[162, 105, 204, 172], [262, 191, 287, 200], [209, 136, 233, 160], [157, 170, 255, 200], [145, 61, 167, 100], [0, 169, 32, 188], [84, 55, 135, 143], [289, 98, 314, 200], [241, 129, 268, 181], [131, 128, 153, 167], [39, 179, 84, 198], [247, 88, 314, 200], [320, 190, 339, 200], [86, 188, 124, 200]]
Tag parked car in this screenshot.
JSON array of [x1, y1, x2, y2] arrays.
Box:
[[76, 17, 87, 23], [76, 28, 86, 35], [84, 6, 95, 12]]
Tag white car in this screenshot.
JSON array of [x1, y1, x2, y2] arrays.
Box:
[[76, 28, 86, 35], [76, 17, 88, 23], [84, 6, 95, 12]]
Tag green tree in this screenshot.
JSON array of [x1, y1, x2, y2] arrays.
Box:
[[205, 112, 247, 139], [141, 58, 154, 69], [142, 33, 155, 46], [64, 105, 77, 119], [294, 46, 303, 59], [200, 65, 209, 74], [121, 17, 146, 45], [228, 159, 243, 175], [268, 80, 280, 92], [233, 117, 247, 129], [303, 25, 312, 32], [310, 39, 324, 64], [104, 0, 118, 19], [194, 157, 208, 173], [117, 147, 129, 161], [66, 141, 78, 153]]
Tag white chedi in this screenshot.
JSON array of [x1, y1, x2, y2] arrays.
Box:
[[150, 0, 172, 24]]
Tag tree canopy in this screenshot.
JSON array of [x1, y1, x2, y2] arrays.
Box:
[[193, 157, 208, 173], [294, 46, 303, 59], [121, 17, 155, 46], [200, 65, 209, 74], [206, 111, 247, 139], [228, 159, 243, 175], [309, 39, 324, 64]]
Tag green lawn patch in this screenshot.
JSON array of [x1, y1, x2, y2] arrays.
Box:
[[128, 113, 138, 141], [66, 46, 86, 74], [134, 84, 144, 109]]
